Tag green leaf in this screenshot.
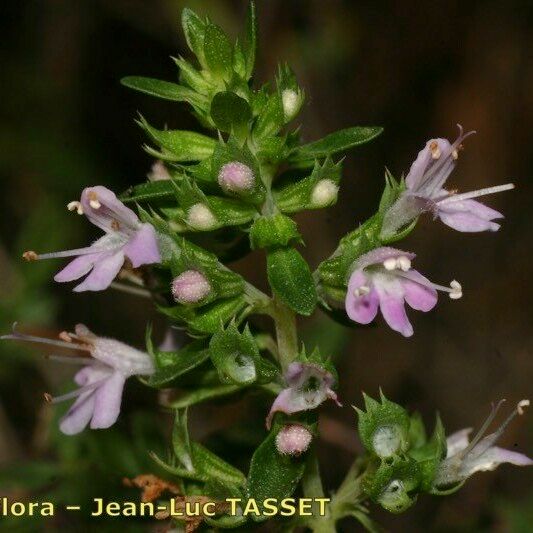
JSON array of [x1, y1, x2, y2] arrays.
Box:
[[192, 443, 246, 486], [181, 8, 207, 67], [147, 344, 211, 388], [173, 409, 194, 472], [121, 180, 175, 204], [267, 247, 317, 316], [121, 77, 206, 107], [204, 23, 233, 80], [138, 116, 216, 162], [290, 126, 383, 165], [210, 91, 252, 136], [243, 1, 257, 79], [169, 384, 243, 408], [247, 429, 306, 521]]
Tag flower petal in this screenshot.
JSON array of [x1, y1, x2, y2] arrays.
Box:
[[81, 186, 140, 233], [345, 270, 379, 324], [446, 428, 472, 458], [59, 392, 96, 435], [373, 274, 413, 337], [463, 446, 533, 476], [438, 199, 503, 232], [90, 372, 126, 429], [406, 138, 453, 192], [123, 223, 161, 267], [402, 270, 438, 312], [73, 251, 125, 292], [54, 253, 100, 283]]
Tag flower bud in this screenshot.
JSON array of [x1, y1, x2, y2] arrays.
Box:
[[218, 162, 255, 193], [187, 203, 217, 230], [310, 179, 339, 207], [275, 424, 312, 456], [171, 270, 211, 304], [281, 89, 302, 121]]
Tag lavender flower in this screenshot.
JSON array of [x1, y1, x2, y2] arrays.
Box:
[[345, 247, 461, 337], [381, 126, 514, 238], [1, 324, 154, 435], [434, 400, 532, 488], [266, 362, 341, 429], [23, 186, 161, 292]]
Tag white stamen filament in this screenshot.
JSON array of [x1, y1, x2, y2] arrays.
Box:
[[395, 272, 462, 299], [438, 183, 515, 205], [461, 399, 506, 457], [44, 379, 106, 404], [1, 324, 91, 352], [25, 243, 121, 260], [45, 354, 97, 365], [354, 285, 370, 297], [67, 201, 84, 215]]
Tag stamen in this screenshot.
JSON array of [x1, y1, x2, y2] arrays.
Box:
[[452, 149, 459, 160], [22, 251, 38, 261], [430, 141, 441, 159], [461, 399, 506, 456], [88, 191, 101, 209], [43, 379, 106, 404], [517, 399, 530, 416], [59, 331, 73, 342], [354, 285, 370, 297], [1, 324, 91, 352], [67, 201, 84, 215], [45, 354, 97, 365], [397, 256, 411, 271], [383, 258, 397, 271], [438, 183, 515, 205], [395, 272, 462, 298], [449, 280, 462, 299]]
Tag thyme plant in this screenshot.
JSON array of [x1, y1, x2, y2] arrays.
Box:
[[3, 3, 530, 531]]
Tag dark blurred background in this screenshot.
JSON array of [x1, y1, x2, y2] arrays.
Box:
[[0, 0, 531, 531]]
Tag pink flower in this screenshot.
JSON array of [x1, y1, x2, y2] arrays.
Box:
[[23, 186, 160, 292], [381, 126, 514, 238], [345, 247, 462, 337], [1, 324, 154, 435], [266, 362, 341, 429]]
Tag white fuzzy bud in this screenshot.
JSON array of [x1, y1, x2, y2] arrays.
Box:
[[310, 179, 339, 207], [281, 89, 301, 120], [187, 203, 217, 230]]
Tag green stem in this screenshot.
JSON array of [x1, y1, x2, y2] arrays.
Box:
[[271, 296, 298, 371]]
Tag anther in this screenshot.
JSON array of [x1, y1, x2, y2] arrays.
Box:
[[452, 149, 459, 160], [59, 331, 73, 343], [397, 256, 411, 271], [43, 393, 53, 403], [430, 141, 441, 159], [88, 191, 101, 209], [354, 285, 370, 297], [517, 399, 530, 415], [67, 201, 84, 215], [22, 251, 38, 261], [383, 258, 398, 271], [449, 280, 462, 299]]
